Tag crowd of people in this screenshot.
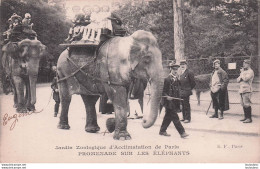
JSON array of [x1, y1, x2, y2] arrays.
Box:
[[3, 13, 37, 44], [64, 5, 122, 44], [159, 59, 255, 138]]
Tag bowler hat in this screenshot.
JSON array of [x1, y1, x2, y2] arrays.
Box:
[[243, 59, 251, 65], [168, 62, 180, 69], [180, 59, 187, 65]]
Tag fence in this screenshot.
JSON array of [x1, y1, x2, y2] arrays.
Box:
[[163, 55, 259, 78], [162, 56, 259, 117]]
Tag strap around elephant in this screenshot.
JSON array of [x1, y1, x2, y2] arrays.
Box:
[[57, 56, 126, 86]]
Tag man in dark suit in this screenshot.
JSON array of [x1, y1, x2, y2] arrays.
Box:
[[179, 60, 196, 123], [51, 71, 60, 117], [159, 62, 189, 138]]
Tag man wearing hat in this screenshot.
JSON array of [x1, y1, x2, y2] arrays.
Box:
[[209, 59, 229, 119], [237, 59, 254, 123], [159, 62, 189, 138], [179, 59, 196, 123]]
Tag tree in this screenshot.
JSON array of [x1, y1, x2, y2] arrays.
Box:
[[173, 0, 185, 63]]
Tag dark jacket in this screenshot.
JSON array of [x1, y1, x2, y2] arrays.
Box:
[[51, 77, 60, 102], [210, 67, 229, 111], [179, 69, 196, 97], [210, 67, 229, 90], [161, 75, 181, 111], [110, 12, 122, 30]]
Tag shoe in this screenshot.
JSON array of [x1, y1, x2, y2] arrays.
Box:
[[107, 99, 112, 104], [180, 119, 185, 121], [209, 114, 218, 118], [240, 118, 247, 121], [243, 119, 252, 123], [218, 116, 224, 120], [183, 120, 190, 123], [159, 132, 171, 136], [181, 132, 189, 138], [54, 113, 58, 117]]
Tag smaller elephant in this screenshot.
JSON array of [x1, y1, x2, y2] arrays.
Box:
[[1, 39, 47, 112]]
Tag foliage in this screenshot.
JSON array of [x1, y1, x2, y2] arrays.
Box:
[[0, 0, 71, 62], [118, 0, 258, 60]]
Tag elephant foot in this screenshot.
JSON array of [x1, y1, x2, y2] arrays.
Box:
[[113, 130, 131, 140], [57, 123, 70, 130], [16, 107, 27, 113], [85, 125, 100, 133], [27, 104, 35, 112]]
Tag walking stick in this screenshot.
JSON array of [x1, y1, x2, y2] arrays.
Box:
[[206, 100, 213, 115]]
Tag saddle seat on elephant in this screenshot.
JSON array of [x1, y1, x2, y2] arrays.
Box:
[[60, 27, 126, 48]]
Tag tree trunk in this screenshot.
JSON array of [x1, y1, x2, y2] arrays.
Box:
[[258, 0, 260, 70], [173, 0, 185, 64]]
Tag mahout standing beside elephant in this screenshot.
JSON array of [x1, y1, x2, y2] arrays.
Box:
[[57, 30, 164, 140]]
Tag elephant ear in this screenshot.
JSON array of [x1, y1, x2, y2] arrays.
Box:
[[31, 40, 46, 58], [129, 30, 158, 70], [2, 42, 19, 58]]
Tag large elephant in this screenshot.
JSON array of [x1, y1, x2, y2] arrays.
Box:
[[57, 30, 164, 140], [1, 39, 46, 112]]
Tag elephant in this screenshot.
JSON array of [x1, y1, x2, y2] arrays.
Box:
[[1, 39, 47, 113], [57, 30, 164, 140]]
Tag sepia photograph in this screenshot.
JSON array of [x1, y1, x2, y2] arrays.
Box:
[[0, 0, 259, 167]]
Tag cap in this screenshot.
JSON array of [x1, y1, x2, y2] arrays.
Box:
[[25, 13, 31, 19], [213, 59, 220, 65], [180, 59, 187, 65], [168, 62, 180, 69], [243, 59, 251, 65]]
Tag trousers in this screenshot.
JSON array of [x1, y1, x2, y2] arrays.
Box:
[[160, 108, 185, 135]]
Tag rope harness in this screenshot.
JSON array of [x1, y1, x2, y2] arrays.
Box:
[[57, 40, 127, 87]]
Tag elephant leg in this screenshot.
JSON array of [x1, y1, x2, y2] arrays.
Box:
[[57, 82, 71, 130], [138, 98, 143, 114], [196, 91, 201, 106], [112, 87, 131, 140], [12, 76, 27, 113], [81, 95, 100, 133], [12, 79, 18, 108]]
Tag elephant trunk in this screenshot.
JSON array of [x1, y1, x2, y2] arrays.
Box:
[[142, 76, 164, 128], [27, 58, 40, 105], [21, 46, 29, 59], [29, 75, 37, 105]]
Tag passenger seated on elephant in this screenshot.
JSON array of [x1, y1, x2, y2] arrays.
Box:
[[64, 14, 86, 42], [82, 6, 91, 25], [100, 5, 113, 32], [22, 13, 37, 39], [81, 5, 102, 43], [3, 19, 13, 44], [3, 13, 23, 43]]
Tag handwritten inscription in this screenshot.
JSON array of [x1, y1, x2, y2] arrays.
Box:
[[2, 112, 34, 130]]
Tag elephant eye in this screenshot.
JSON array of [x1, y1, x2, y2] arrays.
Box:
[[143, 55, 151, 63], [120, 59, 127, 64]]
